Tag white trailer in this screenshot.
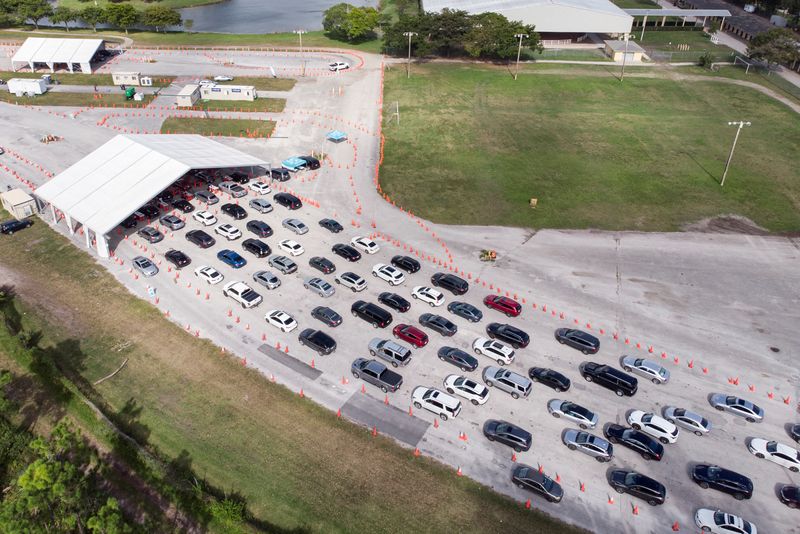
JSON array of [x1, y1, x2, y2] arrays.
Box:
[[7, 78, 47, 96]]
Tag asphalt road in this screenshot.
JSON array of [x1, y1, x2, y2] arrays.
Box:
[[0, 46, 797, 534]]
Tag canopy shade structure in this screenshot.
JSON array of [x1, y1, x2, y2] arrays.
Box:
[[34, 134, 266, 257], [326, 130, 348, 142], [423, 0, 633, 34], [624, 8, 731, 16], [281, 157, 308, 171], [11, 38, 104, 74]]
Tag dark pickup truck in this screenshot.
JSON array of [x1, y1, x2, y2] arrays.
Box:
[[351, 358, 403, 393]]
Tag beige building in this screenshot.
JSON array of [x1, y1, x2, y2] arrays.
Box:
[[200, 84, 256, 102], [604, 39, 645, 62], [1, 188, 37, 219], [112, 72, 153, 86], [176, 84, 200, 107]]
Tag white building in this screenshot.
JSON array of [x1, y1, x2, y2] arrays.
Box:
[[11, 37, 104, 74], [423, 0, 633, 35], [200, 84, 256, 102]]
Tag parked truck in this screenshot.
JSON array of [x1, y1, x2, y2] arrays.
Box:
[[351, 358, 403, 393]]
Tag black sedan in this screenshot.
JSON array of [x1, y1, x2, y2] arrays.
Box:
[[298, 328, 337, 355], [431, 272, 469, 295], [0, 219, 33, 234], [319, 218, 343, 233], [608, 470, 666, 506], [309, 256, 336, 274], [378, 292, 411, 313], [483, 419, 532, 452], [171, 199, 195, 213], [555, 328, 600, 355], [691, 464, 753, 500], [221, 203, 247, 220], [486, 323, 529, 349], [437, 347, 479, 372], [246, 220, 273, 237], [447, 301, 482, 323], [165, 249, 191, 269], [779, 485, 800, 508], [139, 205, 160, 219], [419, 313, 457, 337], [528, 367, 571, 392], [332, 243, 361, 262], [311, 306, 342, 328], [604, 424, 663, 461], [511, 464, 563, 503], [391, 255, 420, 273], [790, 423, 800, 443]]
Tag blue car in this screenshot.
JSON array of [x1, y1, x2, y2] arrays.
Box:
[[217, 249, 247, 269]]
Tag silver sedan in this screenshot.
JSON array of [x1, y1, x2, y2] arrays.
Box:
[[562, 429, 613, 462], [621, 356, 670, 384], [304, 277, 335, 298], [548, 400, 598, 430], [663, 406, 712, 436], [709, 394, 764, 423], [132, 256, 158, 277]]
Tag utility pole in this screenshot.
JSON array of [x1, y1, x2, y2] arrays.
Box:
[[620, 33, 630, 82], [720, 121, 751, 187], [403, 32, 417, 78], [293, 29, 306, 77], [513, 33, 528, 80]]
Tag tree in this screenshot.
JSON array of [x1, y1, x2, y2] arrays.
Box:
[[344, 6, 379, 41], [17, 0, 53, 30], [0, 0, 22, 28], [105, 3, 139, 34], [428, 9, 472, 57], [50, 6, 78, 32], [747, 27, 800, 67], [463, 12, 539, 60], [141, 5, 181, 33], [322, 2, 351, 40], [87, 498, 132, 534], [80, 5, 107, 32]]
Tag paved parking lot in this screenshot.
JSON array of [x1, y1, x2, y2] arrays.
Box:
[[1, 45, 798, 534]]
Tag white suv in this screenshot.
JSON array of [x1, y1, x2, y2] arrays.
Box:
[[411, 286, 444, 307], [215, 223, 242, 240], [443, 374, 489, 406], [248, 181, 271, 195], [372, 263, 405, 286], [473, 337, 515, 365], [412, 387, 462, 421], [192, 210, 217, 226], [335, 271, 367, 292], [627, 411, 679, 444], [351, 236, 379, 254]]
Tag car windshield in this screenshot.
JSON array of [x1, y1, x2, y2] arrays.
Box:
[[766, 441, 778, 453], [658, 368, 667, 377], [673, 408, 686, 417], [707, 466, 720, 477], [624, 473, 639, 485], [576, 433, 591, 445], [641, 413, 653, 423], [542, 477, 554, 491]]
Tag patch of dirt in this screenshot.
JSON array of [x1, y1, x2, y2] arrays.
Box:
[[682, 215, 770, 235]]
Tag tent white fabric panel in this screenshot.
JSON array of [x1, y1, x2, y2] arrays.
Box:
[[10, 37, 42, 64], [50, 39, 84, 64], [34, 39, 63, 64], [11, 38, 103, 72]]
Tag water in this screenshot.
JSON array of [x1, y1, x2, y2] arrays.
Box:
[[180, 0, 377, 34]]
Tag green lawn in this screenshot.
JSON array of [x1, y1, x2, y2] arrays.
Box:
[[0, 71, 174, 87], [0, 91, 154, 107], [380, 63, 800, 232], [610, 0, 660, 7], [683, 65, 800, 103], [179, 97, 286, 112], [161, 117, 275, 137], [0, 210, 586, 534]]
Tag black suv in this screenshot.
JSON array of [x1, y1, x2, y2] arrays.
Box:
[[332, 243, 361, 262], [311, 306, 342, 327], [378, 292, 410, 313], [608, 470, 666, 506], [185, 229, 216, 248], [391, 255, 420, 273], [228, 171, 250, 184], [274, 192, 302, 210], [139, 205, 160, 219], [271, 168, 291, 181], [246, 220, 273, 237], [300, 155, 321, 170], [691, 464, 753, 500], [580, 362, 638, 397], [604, 424, 663, 461], [351, 301, 393, 328], [298, 328, 337, 355], [221, 203, 247, 220], [242, 238, 271, 258], [528, 367, 571, 392], [486, 323, 530, 349], [165, 249, 191, 269], [555, 328, 600, 355], [483, 419, 532, 452], [0, 219, 33, 234], [431, 273, 469, 295]]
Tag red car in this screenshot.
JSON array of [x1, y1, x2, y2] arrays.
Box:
[[483, 295, 522, 317], [392, 324, 429, 348]]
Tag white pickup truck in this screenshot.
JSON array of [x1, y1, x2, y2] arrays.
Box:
[[222, 281, 262, 309]]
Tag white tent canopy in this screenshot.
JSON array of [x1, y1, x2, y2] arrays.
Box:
[[423, 0, 633, 34], [34, 134, 267, 257], [11, 37, 104, 74]]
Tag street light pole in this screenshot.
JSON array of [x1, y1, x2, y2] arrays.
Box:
[[620, 33, 630, 82], [513, 33, 528, 80], [720, 121, 751, 187], [403, 32, 417, 78], [293, 29, 306, 76]]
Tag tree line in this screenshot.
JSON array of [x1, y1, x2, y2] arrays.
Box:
[[0, 0, 183, 34]]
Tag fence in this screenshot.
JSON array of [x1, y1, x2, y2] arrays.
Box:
[[644, 48, 736, 63]]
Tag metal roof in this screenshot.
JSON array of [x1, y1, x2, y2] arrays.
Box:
[[12, 38, 103, 66], [605, 39, 646, 53], [0, 188, 34, 206], [34, 134, 266, 236], [423, 0, 633, 33], [624, 8, 731, 16]]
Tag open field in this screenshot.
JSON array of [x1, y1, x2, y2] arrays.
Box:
[[688, 64, 800, 103], [0, 211, 585, 534], [179, 97, 286, 112], [610, 0, 660, 7], [380, 62, 800, 232], [637, 30, 737, 62], [0, 91, 154, 107], [160, 117, 275, 137], [215, 77, 296, 91], [0, 71, 175, 87], [57, 0, 222, 9]]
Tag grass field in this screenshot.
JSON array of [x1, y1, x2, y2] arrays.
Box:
[[57, 0, 222, 9], [0, 71, 175, 87], [0, 212, 586, 534], [161, 117, 275, 137], [610, 0, 660, 7], [0, 91, 154, 107], [686, 65, 800, 103], [179, 97, 286, 113], [216, 77, 296, 91], [380, 63, 800, 232]]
